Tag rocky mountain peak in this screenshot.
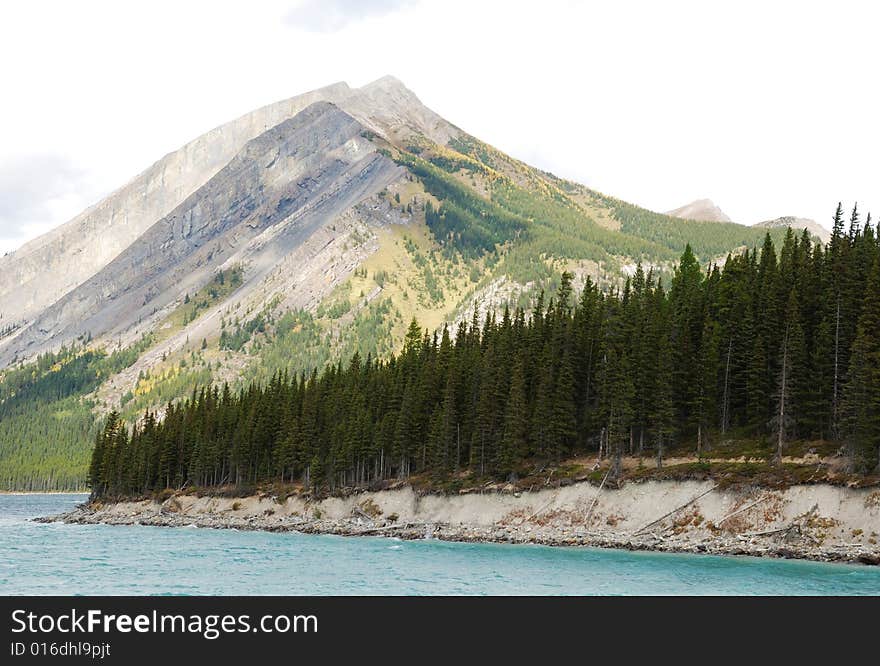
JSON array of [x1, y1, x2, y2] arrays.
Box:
[[665, 199, 733, 223], [343, 75, 458, 146], [362, 74, 408, 91], [753, 215, 830, 243]]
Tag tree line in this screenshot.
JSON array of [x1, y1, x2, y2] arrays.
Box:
[[89, 204, 880, 497]]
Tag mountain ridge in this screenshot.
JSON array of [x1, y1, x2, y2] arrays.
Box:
[[0, 77, 448, 332], [0, 75, 807, 490], [0, 102, 403, 366]]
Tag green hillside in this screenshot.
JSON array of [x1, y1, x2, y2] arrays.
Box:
[[0, 132, 816, 491]]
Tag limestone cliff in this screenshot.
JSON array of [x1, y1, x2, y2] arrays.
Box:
[[0, 102, 402, 365], [0, 76, 454, 337]]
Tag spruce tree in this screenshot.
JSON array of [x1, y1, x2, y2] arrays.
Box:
[[499, 359, 528, 476], [771, 290, 807, 462], [842, 258, 880, 471], [549, 345, 577, 461], [848, 202, 861, 242], [696, 318, 720, 456], [530, 345, 555, 458], [604, 347, 634, 478], [669, 245, 704, 435], [651, 321, 675, 469]]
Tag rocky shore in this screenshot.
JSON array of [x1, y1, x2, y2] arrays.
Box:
[[41, 480, 880, 565]]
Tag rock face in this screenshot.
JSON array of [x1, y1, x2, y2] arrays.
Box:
[[666, 198, 733, 223], [0, 76, 455, 347], [0, 102, 403, 365], [753, 215, 830, 244], [0, 82, 354, 328], [0, 76, 457, 366], [342, 75, 459, 145]]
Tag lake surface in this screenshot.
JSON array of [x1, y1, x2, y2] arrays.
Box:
[[2, 493, 879, 595]]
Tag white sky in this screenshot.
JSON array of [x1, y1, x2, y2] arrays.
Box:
[[1, 0, 877, 254]]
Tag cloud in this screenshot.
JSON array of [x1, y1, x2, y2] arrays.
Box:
[[283, 0, 416, 33], [0, 154, 90, 253]]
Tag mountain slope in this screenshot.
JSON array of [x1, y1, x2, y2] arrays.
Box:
[[0, 76, 798, 490], [1, 102, 402, 366], [0, 77, 454, 335], [0, 82, 356, 328]]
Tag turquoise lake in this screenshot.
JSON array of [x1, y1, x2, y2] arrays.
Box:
[[2, 493, 879, 595]]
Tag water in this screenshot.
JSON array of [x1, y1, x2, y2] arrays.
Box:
[[2, 493, 879, 595]]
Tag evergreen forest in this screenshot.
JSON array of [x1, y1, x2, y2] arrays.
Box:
[[89, 204, 880, 498]]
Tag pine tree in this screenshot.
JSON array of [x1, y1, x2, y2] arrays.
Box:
[[771, 290, 807, 462], [696, 318, 720, 456], [549, 345, 577, 461], [499, 359, 528, 476], [754, 234, 781, 428], [830, 202, 846, 250], [651, 320, 675, 468], [848, 202, 861, 242], [530, 346, 555, 458], [470, 338, 502, 474], [747, 333, 768, 433], [842, 258, 880, 471], [604, 347, 634, 478], [88, 411, 120, 497], [669, 245, 704, 435]]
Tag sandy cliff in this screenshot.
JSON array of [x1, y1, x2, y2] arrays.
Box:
[[49, 480, 880, 565]]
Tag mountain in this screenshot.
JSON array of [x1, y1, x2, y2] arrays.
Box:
[[0, 76, 798, 490], [753, 215, 830, 244], [0, 78, 449, 338], [3, 103, 402, 365], [665, 199, 733, 223], [665, 202, 829, 244]]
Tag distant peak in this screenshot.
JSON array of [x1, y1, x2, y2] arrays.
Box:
[[340, 74, 457, 146], [358, 75, 421, 103], [361, 75, 408, 91], [753, 216, 830, 243], [666, 199, 732, 223]]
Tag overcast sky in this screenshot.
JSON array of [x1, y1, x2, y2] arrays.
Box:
[[1, 0, 877, 254]]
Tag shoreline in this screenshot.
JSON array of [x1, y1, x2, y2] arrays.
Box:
[[43, 506, 880, 566], [1, 491, 88, 495], [40, 480, 880, 566]]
